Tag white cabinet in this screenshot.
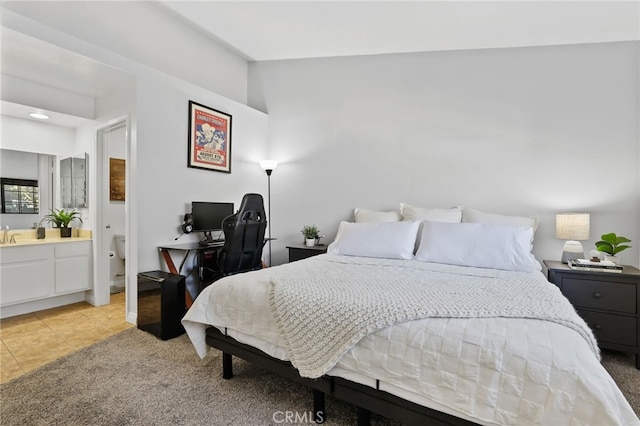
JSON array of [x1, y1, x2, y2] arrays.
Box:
[[0, 245, 55, 305], [0, 240, 92, 309], [54, 241, 92, 293]]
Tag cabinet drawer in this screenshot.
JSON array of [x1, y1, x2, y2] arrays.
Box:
[[577, 310, 637, 347], [290, 250, 316, 262], [1, 245, 53, 264], [288, 247, 326, 262], [563, 278, 636, 314], [55, 241, 91, 258]]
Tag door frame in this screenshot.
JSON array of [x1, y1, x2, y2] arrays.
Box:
[[94, 116, 130, 319]]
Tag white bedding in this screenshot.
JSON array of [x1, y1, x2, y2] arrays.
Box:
[[270, 265, 598, 379], [183, 254, 639, 426]]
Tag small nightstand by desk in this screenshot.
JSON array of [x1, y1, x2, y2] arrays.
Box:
[[287, 244, 328, 262], [544, 260, 640, 369]]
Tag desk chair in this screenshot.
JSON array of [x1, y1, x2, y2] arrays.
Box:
[[217, 193, 267, 277]]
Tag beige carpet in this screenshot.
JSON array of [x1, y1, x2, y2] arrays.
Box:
[[1, 327, 638, 425]]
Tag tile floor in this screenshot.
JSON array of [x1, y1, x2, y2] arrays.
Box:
[[0, 292, 133, 384]]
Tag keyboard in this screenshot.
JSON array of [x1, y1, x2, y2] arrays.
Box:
[[198, 239, 224, 247]]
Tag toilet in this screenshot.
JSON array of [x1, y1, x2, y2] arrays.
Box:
[[114, 234, 126, 260], [111, 234, 126, 294]]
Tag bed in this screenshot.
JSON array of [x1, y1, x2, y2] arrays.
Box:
[[182, 208, 639, 425]]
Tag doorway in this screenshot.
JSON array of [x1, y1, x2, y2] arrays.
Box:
[[95, 117, 129, 317]]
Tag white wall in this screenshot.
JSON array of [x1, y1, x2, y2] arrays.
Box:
[[1, 116, 75, 155], [0, 150, 39, 180], [135, 70, 269, 272], [1, 1, 248, 104], [248, 42, 640, 267]]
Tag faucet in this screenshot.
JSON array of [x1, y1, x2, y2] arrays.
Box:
[[1, 226, 8, 244]]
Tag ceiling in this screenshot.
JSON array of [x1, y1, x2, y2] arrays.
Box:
[[0, 100, 91, 128], [160, 1, 640, 61], [1, 1, 638, 128]]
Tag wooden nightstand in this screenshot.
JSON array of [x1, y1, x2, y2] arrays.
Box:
[[286, 244, 328, 262], [544, 260, 640, 369]]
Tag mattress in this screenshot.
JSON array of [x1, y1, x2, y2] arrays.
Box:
[[183, 254, 639, 425]]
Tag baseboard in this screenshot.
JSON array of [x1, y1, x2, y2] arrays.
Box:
[[1, 292, 87, 319]]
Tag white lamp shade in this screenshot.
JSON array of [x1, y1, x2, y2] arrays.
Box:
[[555, 213, 590, 241], [259, 160, 278, 172]]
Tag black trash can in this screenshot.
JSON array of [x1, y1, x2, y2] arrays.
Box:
[[137, 270, 186, 340]]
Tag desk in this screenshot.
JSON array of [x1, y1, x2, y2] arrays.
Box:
[[158, 241, 224, 307]]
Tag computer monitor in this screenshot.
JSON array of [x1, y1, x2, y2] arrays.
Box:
[[191, 201, 234, 244]]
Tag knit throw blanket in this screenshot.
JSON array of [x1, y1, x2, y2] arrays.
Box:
[[269, 270, 599, 379]]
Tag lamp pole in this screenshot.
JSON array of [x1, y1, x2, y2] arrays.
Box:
[[265, 168, 273, 266], [260, 160, 278, 266]]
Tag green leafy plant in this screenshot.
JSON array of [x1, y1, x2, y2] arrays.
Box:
[[595, 232, 631, 256], [301, 224, 319, 239], [42, 208, 83, 228]]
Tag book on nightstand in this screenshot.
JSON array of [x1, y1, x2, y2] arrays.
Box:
[[568, 259, 623, 273]]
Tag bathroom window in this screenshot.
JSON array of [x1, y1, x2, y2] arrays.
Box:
[[1, 178, 39, 214]]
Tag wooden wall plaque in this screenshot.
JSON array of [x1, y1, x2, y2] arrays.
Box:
[[109, 158, 126, 201]]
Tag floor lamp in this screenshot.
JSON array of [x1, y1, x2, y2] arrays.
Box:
[[260, 160, 278, 266]]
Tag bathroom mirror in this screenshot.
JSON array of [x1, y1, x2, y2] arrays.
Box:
[[60, 152, 88, 208]]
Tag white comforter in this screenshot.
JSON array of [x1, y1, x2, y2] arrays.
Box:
[[183, 254, 639, 426]]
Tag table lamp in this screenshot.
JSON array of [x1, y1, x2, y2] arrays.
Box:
[[556, 213, 590, 263]]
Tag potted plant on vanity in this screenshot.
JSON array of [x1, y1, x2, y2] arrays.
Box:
[[301, 224, 320, 247], [595, 232, 632, 264], [43, 208, 83, 238]]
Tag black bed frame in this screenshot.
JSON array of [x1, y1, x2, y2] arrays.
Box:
[[205, 327, 478, 426]]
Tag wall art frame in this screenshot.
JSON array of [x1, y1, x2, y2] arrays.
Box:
[[187, 100, 232, 173], [109, 158, 125, 201]]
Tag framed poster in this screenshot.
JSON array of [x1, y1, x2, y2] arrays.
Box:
[[188, 100, 232, 173]]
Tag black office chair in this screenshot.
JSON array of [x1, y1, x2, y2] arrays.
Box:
[[217, 193, 267, 277]]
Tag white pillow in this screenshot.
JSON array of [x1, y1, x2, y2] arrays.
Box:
[[462, 207, 539, 231], [327, 221, 420, 260], [414, 221, 537, 272], [400, 203, 462, 223], [354, 208, 402, 223]]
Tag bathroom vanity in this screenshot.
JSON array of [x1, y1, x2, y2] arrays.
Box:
[[0, 230, 93, 318]]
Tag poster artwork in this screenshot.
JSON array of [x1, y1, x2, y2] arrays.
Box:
[[188, 101, 232, 173]]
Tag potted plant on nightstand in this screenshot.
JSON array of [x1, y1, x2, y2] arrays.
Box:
[[301, 225, 320, 247], [595, 232, 632, 264], [43, 208, 83, 238]]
